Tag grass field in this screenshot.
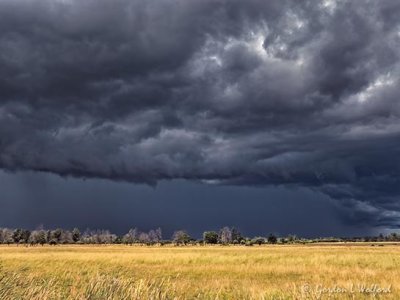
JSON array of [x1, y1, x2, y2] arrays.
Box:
[[0, 244, 399, 299]]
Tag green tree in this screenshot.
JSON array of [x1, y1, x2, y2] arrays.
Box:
[[12, 229, 24, 243], [51, 229, 63, 242], [203, 231, 218, 244], [72, 228, 81, 243], [251, 237, 266, 245], [231, 227, 244, 243], [267, 234, 277, 244]]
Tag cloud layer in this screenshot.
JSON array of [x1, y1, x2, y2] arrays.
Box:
[[1, 0, 400, 227]]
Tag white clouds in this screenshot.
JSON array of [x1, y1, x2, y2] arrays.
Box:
[[321, 0, 338, 14], [357, 73, 395, 103]]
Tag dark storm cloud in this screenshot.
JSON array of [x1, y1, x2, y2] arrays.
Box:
[[1, 0, 400, 227]]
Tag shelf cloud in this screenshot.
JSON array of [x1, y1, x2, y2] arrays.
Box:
[[1, 0, 400, 227]]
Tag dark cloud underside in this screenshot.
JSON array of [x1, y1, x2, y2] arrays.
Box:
[[1, 0, 400, 228]]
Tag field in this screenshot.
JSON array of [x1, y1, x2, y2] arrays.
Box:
[[0, 244, 399, 299]]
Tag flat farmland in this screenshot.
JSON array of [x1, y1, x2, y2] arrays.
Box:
[[0, 244, 399, 299]]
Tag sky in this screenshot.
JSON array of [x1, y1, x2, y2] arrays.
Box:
[[0, 0, 400, 238]]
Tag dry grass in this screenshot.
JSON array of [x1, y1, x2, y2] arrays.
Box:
[[0, 244, 399, 299]]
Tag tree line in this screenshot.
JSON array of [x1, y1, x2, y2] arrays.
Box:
[[0, 226, 399, 246]]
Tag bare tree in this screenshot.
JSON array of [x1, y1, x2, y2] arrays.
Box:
[[81, 229, 95, 244], [0, 228, 13, 244], [139, 232, 150, 244], [2, 229, 13, 245], [29, 230, 47, 245], [148, 228, 162, 244], [172, 230, 191, 245], [100, 230, 117, 244], [219, 227, 232, 244], [60, 230, 74, 244], [122, 228, 138, 245]]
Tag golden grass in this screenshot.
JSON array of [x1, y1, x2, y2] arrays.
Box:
[[0, 244, 399, 299]]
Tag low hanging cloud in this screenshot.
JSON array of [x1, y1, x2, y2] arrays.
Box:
[[1, 0, 400, 227]]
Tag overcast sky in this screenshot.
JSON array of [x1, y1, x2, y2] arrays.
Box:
[[0, 0, 399, 237]]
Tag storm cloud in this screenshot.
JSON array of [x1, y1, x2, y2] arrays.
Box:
[[1, 0, 400, 228]]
